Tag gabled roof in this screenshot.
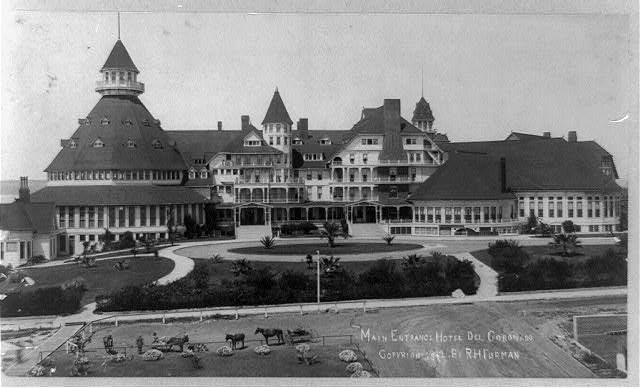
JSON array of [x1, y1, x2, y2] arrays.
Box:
[[31, 185, 208, 206], [351, 106, 422, 135], [411, 152, 515, 201], [412, 97, 434, 122], [262, 89, 293, 125], [0, 200, 57, 234], [505, 132, 557, 141], [101, 40, 139, 72], [166, 130, 237, 166], [46, 95, 186, 172], [291, 129, 354, 168], [441, 138, 621, 192], [222, 128, 283, 154]]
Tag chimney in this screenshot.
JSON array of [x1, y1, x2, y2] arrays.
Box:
[[542, 131, 551, 138], [567, 131, 577, 142], [383, 99, 401, 131], [19, 176, 30, 202], [241, 115, 250, 131], [297, 118, 308, 132], [217, 121, 222, 131], [500, 158, 507, 193]]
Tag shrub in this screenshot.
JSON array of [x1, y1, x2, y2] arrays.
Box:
[[401, 254, 424, 271], [119, 231, 136, 249], [382, 234, 395, 246], [300, 221, 318, 235], [583, 249, 627, 286], [357, 259, 404, 298], [549, 234, 582, 256], [447, 259, 477, 295], [26, 255, 47, 265], [562, 220, 576, 234], [0, 285, 85, 317], [184, 214, 198, 238], [488, 240, 522, 258], [209, 254, 223, 264], [230, 259, 253, 277], [260, 236, 276, 249]]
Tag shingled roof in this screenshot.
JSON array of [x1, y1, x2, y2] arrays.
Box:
[[101, 40, 139, 72], [411, 152, 515, 201], [440, 138, 621, 192], [0, 200, 57, 234], [262, 89, 293, 125], [412, 97, 434, 122], [31, 185, 208, 206], [46, 95, 186, 172]]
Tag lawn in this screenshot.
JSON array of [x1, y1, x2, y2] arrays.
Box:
[[471, 244, 622, 267], [16, 257, 175, 306], [228, 242, 423, 256]]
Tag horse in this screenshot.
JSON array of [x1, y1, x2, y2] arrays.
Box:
[[225, 333, 245, 350], [166, 335, 189, 352], [254, 328, 284, 345]]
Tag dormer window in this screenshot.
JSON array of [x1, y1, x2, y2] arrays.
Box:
[[92, 138, 105, 148], [85, 117, 92, 125], [69, 139, 78, 149], [101, 117, 110, 125], [126, 139, 137, 149], [244, 140, 261, 146], [319, 138, 331, 145], [142, 119, 150, 126], [293, 137, 303, 145], [152, 139, 163, 149], [122, 119, 134, 126], [200, 168, 208, 179], [188, 168, 196, 180]]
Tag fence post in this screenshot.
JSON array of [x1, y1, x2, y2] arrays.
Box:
[[300, 305, 303, 315], [264, 307, 268, 318], [115, 317, 118, 327], [66, 342, 69, 354], [235, 309, 239, 320], [573, 315, 578, 340], [363, 301, 366, 313], [334, 303, 338, 314], [162, 314, 166, 324], [200, 311, 203, 322]]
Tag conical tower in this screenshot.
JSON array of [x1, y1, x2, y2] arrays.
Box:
[[262, 88, 293, 164], [412, 96, 435, 133], [95, 40, 145, 96]]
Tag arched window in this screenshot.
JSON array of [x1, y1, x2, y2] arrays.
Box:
[[200, 168, 208, 179], [69, 139, 78, 149], [93, 138, 105, 148], [188, 168, 196, 180], [152, 139, 163, 149]]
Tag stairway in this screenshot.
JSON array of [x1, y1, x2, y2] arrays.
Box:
[[349, 223, 387, 239], [235, 225, 272, 241]]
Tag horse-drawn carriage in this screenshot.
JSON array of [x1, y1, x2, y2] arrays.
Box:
[[284, 327, 315, 345]]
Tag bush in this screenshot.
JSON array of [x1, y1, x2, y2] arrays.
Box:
[[0, 285, 85, 317], [382, 234, 395, 245], [357, 259, 404, 298], [26, 255, 47, 265], [118, 231, 136, 250], [260, 236, 276, 249], [300, 221, 318, 235], [583, 249, 627, 286]]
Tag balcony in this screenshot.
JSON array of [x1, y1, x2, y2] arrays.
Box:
[[96, 80, 145, 95], [234, 177, 305, 185]]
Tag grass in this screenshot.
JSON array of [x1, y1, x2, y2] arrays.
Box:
[[471, 244, 621, 268], [48, 343, 369, 377], [228, 242, 423, 256], [14, 257, 175, 306]]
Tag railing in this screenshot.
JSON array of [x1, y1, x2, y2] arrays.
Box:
[[95, 80, 145, 93], [234, 177, 305, 185]]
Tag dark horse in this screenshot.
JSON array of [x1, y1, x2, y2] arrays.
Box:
[[166, 335, 189, 352], [225, 333, 245, 350], [255, 328, 284, 345]]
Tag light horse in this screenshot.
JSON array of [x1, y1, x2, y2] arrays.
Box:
[[225, 333, 245, 350], [255, 328, 284, 345]]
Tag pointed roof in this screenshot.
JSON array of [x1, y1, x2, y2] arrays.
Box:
[[101, 40, 139, 72], [412, 97, 434, 122], [0, 200, 57, 234], [262, 89, 293, 125]]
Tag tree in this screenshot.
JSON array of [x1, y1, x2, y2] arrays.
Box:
[[401, 254, 424, 271], [291, 149, 304, 169], [260, 236, 276, 249], [204, 203, 217, 236], [549, 233, 582, 256], [320, 221, 348, 248], [183, 214, 198, 238], [562, 220, 576, 234], [521, 214, 538, 234], [167, 210, 175, 246], [383, 234, 395, 245], [320, 255, 341, 275]]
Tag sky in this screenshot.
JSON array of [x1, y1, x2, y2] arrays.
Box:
[[1, 3, 638, 183]]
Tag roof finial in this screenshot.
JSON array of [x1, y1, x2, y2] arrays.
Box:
[[275, 86, 278, 93], [117, 12, 121, 40]]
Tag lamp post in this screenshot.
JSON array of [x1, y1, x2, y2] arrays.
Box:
[[316, 250, 321, 307]]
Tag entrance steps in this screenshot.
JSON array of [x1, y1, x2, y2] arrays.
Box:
[[349, 223, 387, 239], [235, 225, 272, 241]]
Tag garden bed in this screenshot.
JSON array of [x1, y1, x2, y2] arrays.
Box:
[[228, 242, 423, 256]]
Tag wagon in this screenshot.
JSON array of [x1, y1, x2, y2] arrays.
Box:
[[284, 328, 315, 345], [151, 342, 172, 352]]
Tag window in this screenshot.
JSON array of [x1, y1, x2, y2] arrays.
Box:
[[306, 172, 312, 180], [142, 119, 150, 126], [348, 154, 355, 164], [188, 169, 196, 179], [474, 207, 481, 223], [445, 207, 452, 223], [20, 241, 25, 259], [293, 138, 303, 145], [362, 153, 368, 164], [79, 207, 87, 228], [548, 198, 555, 218], [101, 117, 110, 125], [577, 197, 583, 217], [595, 197, 600, 217], [159, 206, 166, 225], [98, 207, 104, 228], [119, 71, 124, 81], [361, 138, 378, 145], [93, 138, 105, 148], [519, 198, 525, 217], [435, 208, 441, 223], [200, 169, 208, 179], [276, 124, 281, 132], [69, 139, 78, 149], [111, 72, 116, 81], [454, 207, 461, 223], [484, 207, 490, 222], [427, 208, 434, 223], [88, 207, 95, 227], [568, 197, 574, 218], [416, 153, 421, 162], [317, 173, 322, 181], [275, 137, 280, 145], [491, 206, 497, 221], [389, 186, 398, 199], [405, 138, 417, 145], [538, 199, 543, 218], [320, 138, 331, 145], [316, 187, 322, 200], [118, 207, 125, 227], [59, 207, 66, 228], [126, 139, 136, 148], [152, 139, 163, 149], [465, 207, 472, 222], [557, 198, 563, 218], [108, 206, 116, 227], [269, 137, 273, 145]]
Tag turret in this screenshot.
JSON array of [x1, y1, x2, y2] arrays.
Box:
[[412, 96, 435, 133], [262, 88, 293, 164], [95, 40, 144, 96]]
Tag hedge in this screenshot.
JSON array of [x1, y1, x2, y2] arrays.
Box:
[[0, 285, 85, 317]]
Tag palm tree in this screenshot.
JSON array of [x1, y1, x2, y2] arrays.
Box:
[[230, 258, 253, 276], [320, 255, 341, 275], [401, 254, 424, 271], [320, 221, 347, 248]]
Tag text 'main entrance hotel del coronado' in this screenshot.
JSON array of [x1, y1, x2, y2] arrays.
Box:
[[0, 33, 623, 264]]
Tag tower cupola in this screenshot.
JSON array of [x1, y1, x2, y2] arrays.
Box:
[[261, 88, 293, 161], [95, 40, 144, 96], [412, 96, 435, 133]]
